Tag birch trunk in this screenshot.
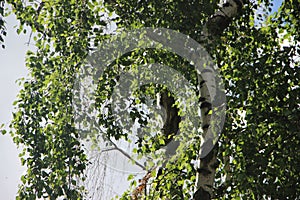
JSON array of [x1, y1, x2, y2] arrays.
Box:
[[194, 0, 245, 199]]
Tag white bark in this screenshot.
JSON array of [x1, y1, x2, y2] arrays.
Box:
[[194, 0, 244, 199]]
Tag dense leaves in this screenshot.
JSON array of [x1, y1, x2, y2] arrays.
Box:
[[212, 2, 300, 198], [6, 0, 109, 199]]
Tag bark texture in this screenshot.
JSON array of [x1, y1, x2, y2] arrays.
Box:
[[194, 0, 245, 199], [160, 90, 181, 142]]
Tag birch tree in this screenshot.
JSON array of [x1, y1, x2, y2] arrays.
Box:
[[2, 0, 299, 199]]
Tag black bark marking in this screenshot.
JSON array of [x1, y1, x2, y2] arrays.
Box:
[[200, 102, 212, 109]]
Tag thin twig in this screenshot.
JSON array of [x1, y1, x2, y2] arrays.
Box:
[[108, 139, 146, 170]]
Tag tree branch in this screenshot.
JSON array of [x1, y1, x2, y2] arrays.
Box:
[[107, 138, 146, 171]]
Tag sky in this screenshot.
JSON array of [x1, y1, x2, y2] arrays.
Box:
[[0, 11, 33, 199], [0, 1, 284, 199]]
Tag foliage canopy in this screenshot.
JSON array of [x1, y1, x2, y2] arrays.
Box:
[[1, 0, 299, 199]]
